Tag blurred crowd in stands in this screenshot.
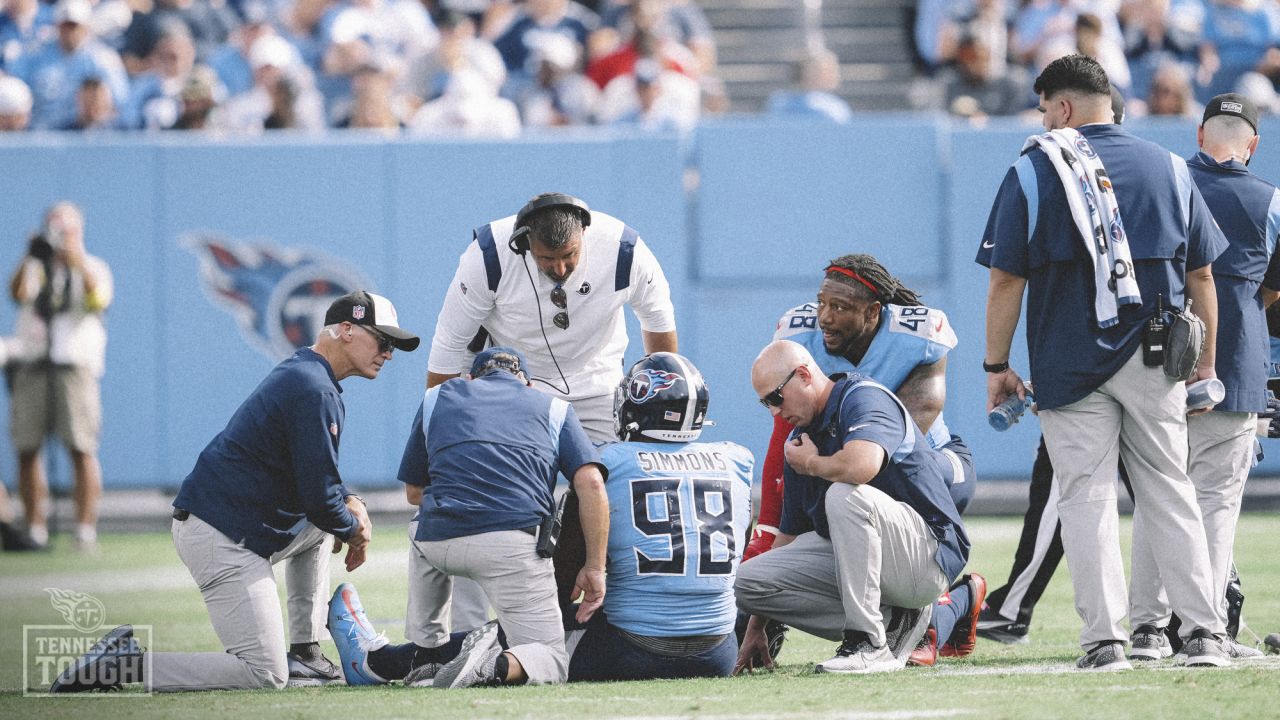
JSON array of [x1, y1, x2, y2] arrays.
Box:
[[1, 0, 1278, 134], [0, 0, 725, 133], [910, 0, 1280, 123]]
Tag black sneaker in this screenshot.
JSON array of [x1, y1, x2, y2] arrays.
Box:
[[763, 619, 789, 661], [1263, 633, 1279, 655], [1177, 628, 1230, 668], [976, 606, 1029, 645], [0, 521, 46, 552], [1129, 624, 1172, 661], [287, 643, 341, 686], [1076, 641, 1132, 672], [883, 605, 934, 665], [49, 625, 143, 692]]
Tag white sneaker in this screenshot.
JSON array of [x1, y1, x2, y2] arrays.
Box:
[[1129, 624, 1172, 661], [815, 633, 902, 674], [1223, 639, 1264, 661]]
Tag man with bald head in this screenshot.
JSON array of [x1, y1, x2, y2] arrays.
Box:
[[734, 340, 968, 675], [1128, 93, 1277, 662]]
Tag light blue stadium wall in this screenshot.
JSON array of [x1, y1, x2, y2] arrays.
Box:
[[0, 117, 1275, 491]]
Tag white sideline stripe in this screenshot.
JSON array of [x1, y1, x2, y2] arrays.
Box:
[[930, 657, 1280, 677], [604, 707, 962, 712], [0, 546, 408, 600]]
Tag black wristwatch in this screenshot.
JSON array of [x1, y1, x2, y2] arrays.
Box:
[[983, 360, 1010, 374]]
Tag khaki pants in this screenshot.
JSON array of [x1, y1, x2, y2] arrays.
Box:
[[735, 483, 947, 647], [1130, 410, 1255, 628], [148, 515, 330, 691], [407, 528, 568, 684], [1040, 350, 1224, 648]]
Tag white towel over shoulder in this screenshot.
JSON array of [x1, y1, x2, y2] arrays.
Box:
[[1023, 128, 1141, 328]]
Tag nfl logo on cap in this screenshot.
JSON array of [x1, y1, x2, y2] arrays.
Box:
[[352, 305, 365, 320]]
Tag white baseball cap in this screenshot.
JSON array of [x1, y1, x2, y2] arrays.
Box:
[[54, 0, 93, 26]]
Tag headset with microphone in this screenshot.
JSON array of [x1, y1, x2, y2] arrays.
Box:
[[508, 193, 591, 256], [497, 193, 592, 396]]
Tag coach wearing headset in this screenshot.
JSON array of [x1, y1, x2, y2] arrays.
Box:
[[426, 192, 678, 443]]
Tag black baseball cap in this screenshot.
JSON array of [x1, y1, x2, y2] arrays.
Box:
[[1202, 93, 1259, 134], [324, 290, 420, 351]]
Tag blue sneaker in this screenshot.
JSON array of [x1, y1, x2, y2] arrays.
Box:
[[327, 583, 388, 686]]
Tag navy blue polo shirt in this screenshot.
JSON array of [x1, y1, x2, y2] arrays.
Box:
[[778, 374, 969, 583], [977, 124, 1228, 410], [174, 348, 359, 558], [1188, 151, 1280, 413], [398, 372, 601, 542]]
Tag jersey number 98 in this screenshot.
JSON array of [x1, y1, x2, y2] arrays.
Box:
[[630, 477, 735, 577]]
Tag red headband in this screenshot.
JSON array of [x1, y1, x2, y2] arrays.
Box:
[[824, 265, 880, 297]]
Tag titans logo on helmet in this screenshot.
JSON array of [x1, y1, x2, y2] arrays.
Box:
[[627, 369, 682, 404], [184, 233, 372, 361]]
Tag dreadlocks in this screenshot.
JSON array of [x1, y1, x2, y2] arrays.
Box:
[[824, 254, 923, 306]]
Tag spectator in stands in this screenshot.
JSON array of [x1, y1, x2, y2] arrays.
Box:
[[921, 32, 1032, 119], [586, 0, 692, 91], [172, 64, 220, 129], [88, 0, 133, 51], [12, 0, 129, 130], [208, 1, 277, 97], [122, 0, 239, 74], [337, 63, 400, 129], [319, 0, 438, 118], [0, 0, 55, 72], [1197, 0, 1280, 101], [64, 75, 121, 129], [601, 55, 697, 131], [512, 32, 598, 127], [0, 73, 33, 130], [279, 0, 333, 73], [1013, 0, 1124, 69], [492, 0, 598, 94], [1119, 0, 1202, 104], [123, 21, 206, 129], [219, 33, 324, 133], [766, 48, 852, 123], [1135, 60, 1202, 118], [597, 0, 716, 75], [1076, 12, 1131, 95], [408, 66, 521, 137], [401, 10, 504, 110]]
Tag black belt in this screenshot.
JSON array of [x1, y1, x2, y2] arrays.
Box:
[[172, 508, 190, 521], [518, 525, 537, 536]]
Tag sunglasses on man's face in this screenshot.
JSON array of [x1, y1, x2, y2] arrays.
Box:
[[550, 285, 569, 330], [759, 368, 798, 408], [357, 324, 395, 353]]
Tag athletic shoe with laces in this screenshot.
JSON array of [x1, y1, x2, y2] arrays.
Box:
[[940, 573, 987, 658], [1264, 633, 1280, 655], [1175, 628, 1230, 668], [815, 631, 901, 674], [327, 582, 389, 686], [404, 661, 445, 687], [1223, 639, 1264, 661], [764, 619, 789, 661], [49, 625, 143, 692], [1076, 641, 1132, 672], [433, 621, 503, 688], [907, 628, 937, 667], [287, 644, 342, 686], [976, 606, 1030, 645], [1129, 624, 1173, 661], [883, 604, 933, 665]]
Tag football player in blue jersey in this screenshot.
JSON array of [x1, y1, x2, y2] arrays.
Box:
[[562, 352, 755, 680], [744, 255, 984, 667]]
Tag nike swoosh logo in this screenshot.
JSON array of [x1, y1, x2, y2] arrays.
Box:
[[848, 424, 868, 433], [982, 240, 996, 249]]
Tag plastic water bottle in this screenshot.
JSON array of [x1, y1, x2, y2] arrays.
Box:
[[1186, 378, 1225, 410], [989, 385, 1034, 431]]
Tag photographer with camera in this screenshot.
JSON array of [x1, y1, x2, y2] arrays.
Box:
[[7, 201, 113, 551]]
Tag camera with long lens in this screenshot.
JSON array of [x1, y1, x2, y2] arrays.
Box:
[[27, 223, 64, 262]]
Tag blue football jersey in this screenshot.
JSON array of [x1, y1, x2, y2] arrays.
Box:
[[773, 302, 957, 449], [599, 440, 754, 637]]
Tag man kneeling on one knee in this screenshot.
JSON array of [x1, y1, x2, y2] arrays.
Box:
[[736, 340, 970, 674]]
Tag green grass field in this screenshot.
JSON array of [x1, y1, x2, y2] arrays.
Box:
[[1, 514, 1277, 719]]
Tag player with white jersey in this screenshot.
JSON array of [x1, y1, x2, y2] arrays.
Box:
[[564, 352, 754, 681], [743, 254, 984, 668]]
